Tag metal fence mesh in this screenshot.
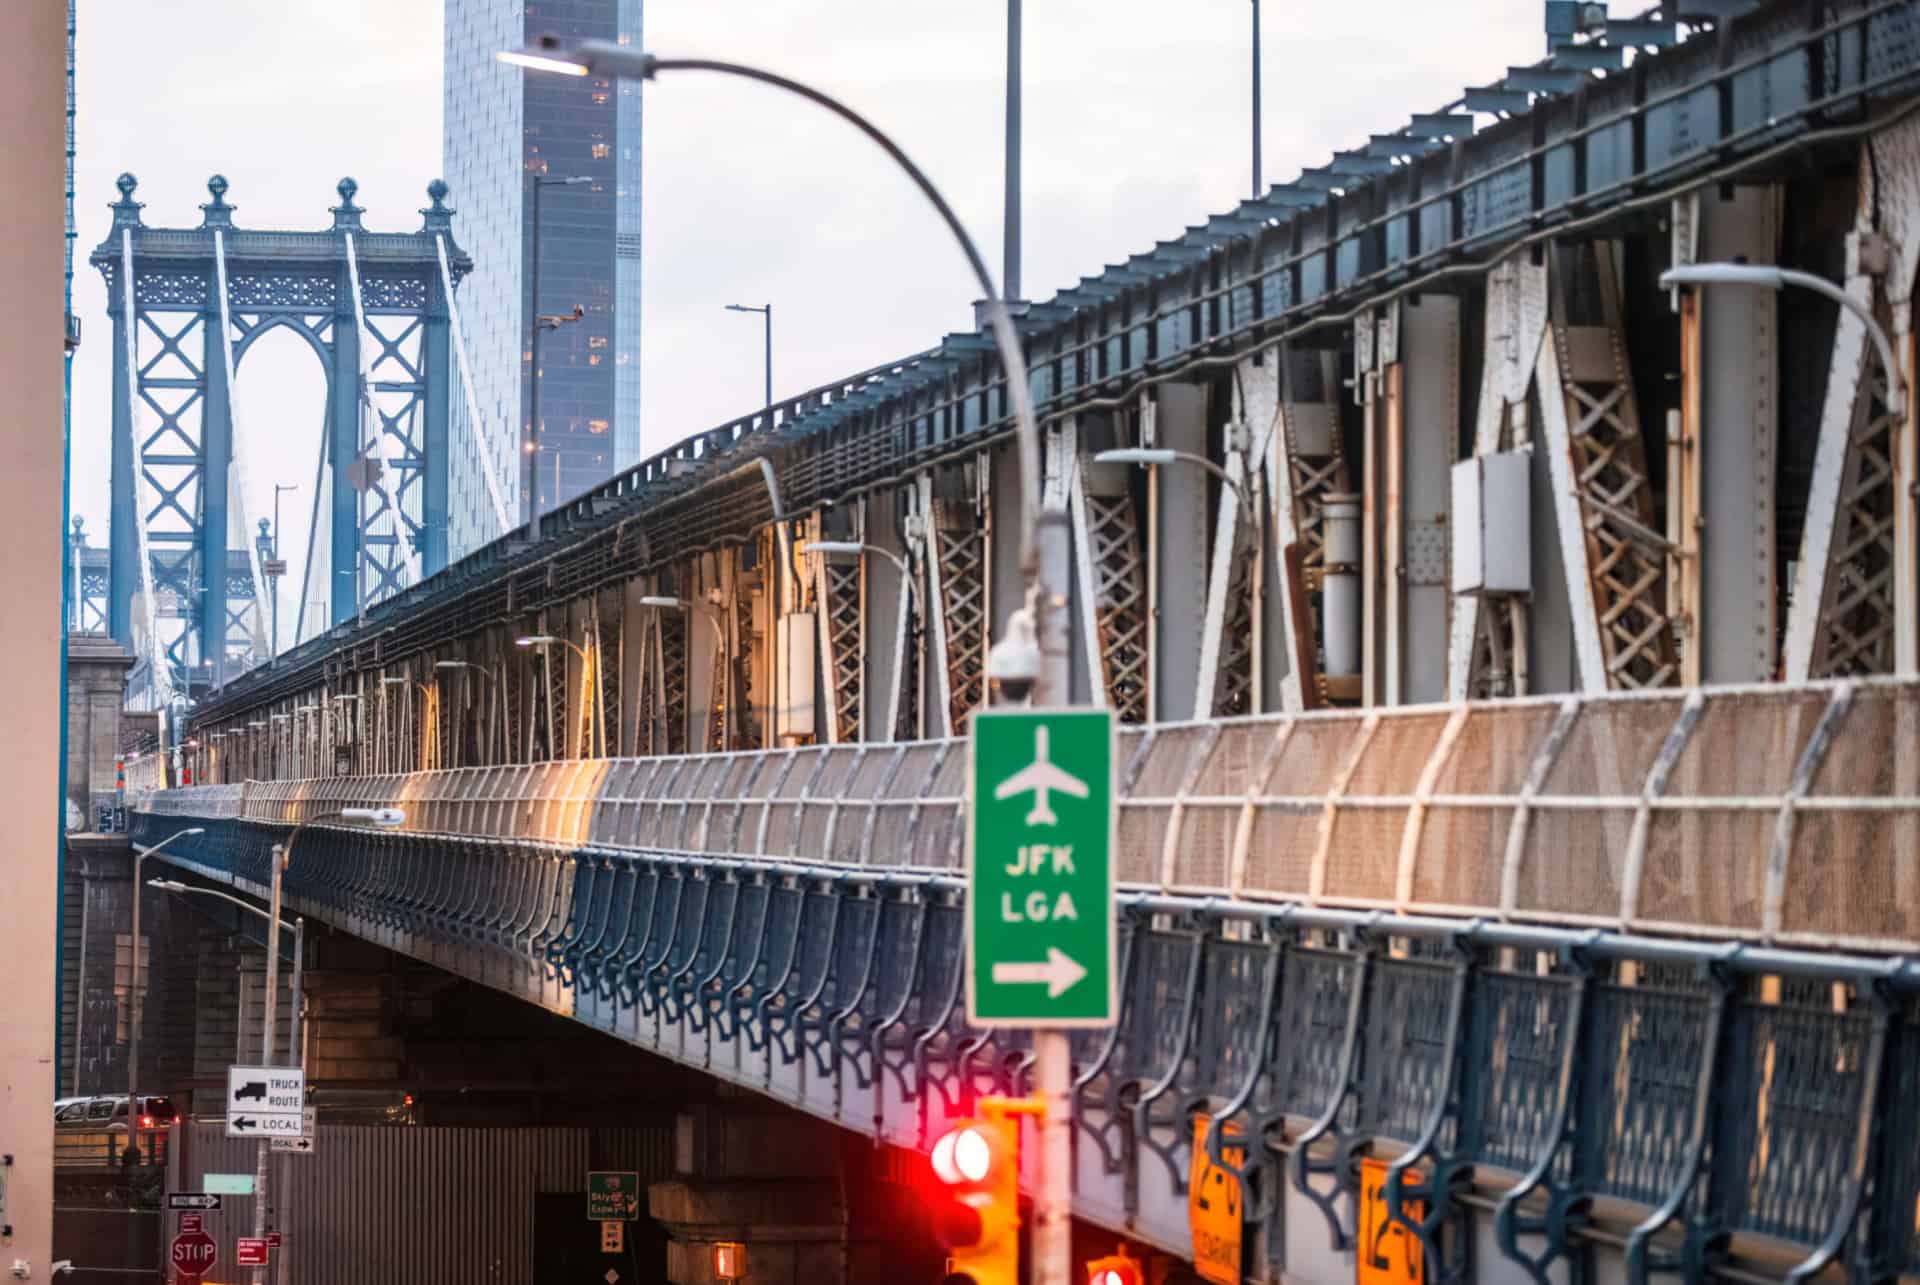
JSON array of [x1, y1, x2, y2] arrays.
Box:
[[146, 678, 1920, 948]]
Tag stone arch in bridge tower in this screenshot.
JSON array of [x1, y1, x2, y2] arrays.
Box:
[[94, 173, 474, 700]]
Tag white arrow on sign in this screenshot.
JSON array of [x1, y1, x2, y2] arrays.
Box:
[[990, 947, 1088, 998]]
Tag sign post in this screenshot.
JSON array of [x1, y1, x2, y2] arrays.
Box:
[[966, 708, 1116, 1027]]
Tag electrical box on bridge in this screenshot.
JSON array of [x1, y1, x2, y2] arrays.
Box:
[[1451, 452, 1531, 596], [776, 612, 816, 740]]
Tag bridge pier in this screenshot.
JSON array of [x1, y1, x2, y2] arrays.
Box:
[[650, 1105, 941, 1285]]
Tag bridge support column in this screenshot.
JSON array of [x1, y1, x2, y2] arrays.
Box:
[[649, 1107, 932, 1285], [1672, 186, 1781, 684]]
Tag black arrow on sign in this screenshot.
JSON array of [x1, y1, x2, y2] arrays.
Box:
[[232, 1117, 256, 1131]]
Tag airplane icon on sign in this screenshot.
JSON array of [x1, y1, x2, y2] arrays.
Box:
[[992, 726, 1090, 826]]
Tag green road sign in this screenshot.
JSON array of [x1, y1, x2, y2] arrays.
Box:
[[586, 1171, 640, 1222], [967, 707, 1116, 1027]]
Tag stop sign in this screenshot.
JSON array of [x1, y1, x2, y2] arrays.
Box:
[[170, 1230, 217, 1279]]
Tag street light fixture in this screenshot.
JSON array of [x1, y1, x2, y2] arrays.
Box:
[[433, 660, 506, 765], [1659, 263, 1907, 416], [724, 302, 773, 415], [515, 636, 601, 757], [126, 827, 205, 1166], [803, 541, 920, 740], [1093, 447, 1256, 511]]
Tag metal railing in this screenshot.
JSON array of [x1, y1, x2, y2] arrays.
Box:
[[145, 676, 1920, 954]]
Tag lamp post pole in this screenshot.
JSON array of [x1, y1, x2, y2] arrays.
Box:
[[526, 174, 592, 542], [1005, 0, 1022, 301], [124, 827, 204, 1165], [252, 807, 404, 1285], [724, 302, 773, 417], [498, 40, 1058, 1280], [147, 879, 303, 1285], [1251, 0, 1263, 197]]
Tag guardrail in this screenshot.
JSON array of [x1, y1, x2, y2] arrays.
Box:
[[149, 677, 1920, 953]]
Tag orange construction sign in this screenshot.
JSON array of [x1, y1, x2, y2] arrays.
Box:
[[1357, 1156, 1425, 1285], [1188, 1114, 1245, 1285]]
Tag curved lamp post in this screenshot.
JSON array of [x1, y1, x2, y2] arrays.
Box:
[[638, 597, 731, 748], [146, 878, 303, 1089], [250, 807, 403, 1283], [434, 661, 505, 765], [1093, 447, 1255, 511], [125, 826, 205, 1165], [1659, 263, 1907, 416], [496, 40, 1045, 598], [497, 40, 1065, 1279], [516, 635, 601, 758], [802, 541, 919, 741]]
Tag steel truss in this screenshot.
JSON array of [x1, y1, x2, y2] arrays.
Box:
[[921, 466, 989, 737], [1069, 418, 1152, 723], [1545, 241, 1677, 690]]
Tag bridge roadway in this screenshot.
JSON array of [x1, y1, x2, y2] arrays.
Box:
[[138, 678, 1920, 1285]]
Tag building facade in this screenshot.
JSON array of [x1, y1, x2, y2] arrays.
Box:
[[444, 0, 642, 558]]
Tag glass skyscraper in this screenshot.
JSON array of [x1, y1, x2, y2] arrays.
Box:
[[444, 0, 642, 557]]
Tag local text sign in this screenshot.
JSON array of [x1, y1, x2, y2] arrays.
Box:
[[226, 1065, 306, 1138], [967, 708, 1116, 1026]]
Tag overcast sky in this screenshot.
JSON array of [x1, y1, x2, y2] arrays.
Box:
[[71, 0, 1543, 637]]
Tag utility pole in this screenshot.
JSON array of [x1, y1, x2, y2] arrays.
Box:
[[1251, 0, 1263, 197], [1005, 0, 1022, 302], [724, 302, 773, 415]]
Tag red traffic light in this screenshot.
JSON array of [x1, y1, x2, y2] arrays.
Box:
[[932, 1125, 997, 1187]]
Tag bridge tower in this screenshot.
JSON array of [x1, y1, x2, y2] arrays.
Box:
[[92, 173, 473, 699]]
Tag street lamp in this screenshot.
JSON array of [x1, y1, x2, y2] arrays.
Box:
[[496, 40, 1043, 596], [125, 827, 205, 1165], [251, 807, 404, 1283], [802, 542, 919, 740], [724, 302, 773, 416], [516, 635, 600, 757], [1093, 447, 1256, 512], [434, 661, 505, 764], [528, 173, 594, 543], [1659, 263, 1907, 416], [496, 35, 1062, 1277], [145, 879, 304, 1083]]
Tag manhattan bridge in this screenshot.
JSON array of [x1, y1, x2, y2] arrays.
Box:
[[100, 1, 1920, 1280]]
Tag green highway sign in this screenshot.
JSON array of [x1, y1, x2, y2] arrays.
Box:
[[586, 1171, 640, 1222], [967, 707, 1117, 1028]]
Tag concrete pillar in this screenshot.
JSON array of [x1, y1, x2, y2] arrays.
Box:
[[650, 1107, 933, 1285], [65, 635, 134, 830], [0, 2, 69, 1276]]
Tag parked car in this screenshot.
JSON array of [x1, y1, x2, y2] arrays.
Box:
[[53, 1093, 178, 1132]]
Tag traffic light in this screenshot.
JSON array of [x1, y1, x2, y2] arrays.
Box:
[[1087, 1247, 1143, 1285], [930, 1100, 1022, 1285]]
